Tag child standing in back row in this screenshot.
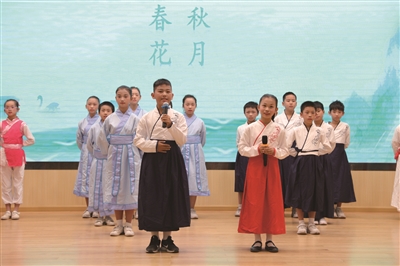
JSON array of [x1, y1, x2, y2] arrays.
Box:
[[328, 100, 356, 218], [313, 101, 336, 225], [73, 96, 100, 218], [234, 101, 258, 217], [238, 94, 288, 253], [274, 92, 303, 216], [1, 99, 35, 220], [97, 86, 141, 237], [181, 94, 210, 219], [134, 78, 190, 253], [87, 101, 116, 227]]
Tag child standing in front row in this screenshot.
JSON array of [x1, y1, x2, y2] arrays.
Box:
[[87, 101, 116, 227], [234, 101, 258, 217], [313, 101, 336, 225], [181, 94, 210, 219], [238, 94, 288, 253], [285, 101, 333, 235], [134, 78, 190, 253], [391, 124, 400, 212], [97, 86, 141, 237], [73, 96, 100, 218], [1, 99, 35, 220], [328, 100, 356, 218], [274, 92, 303, 216]]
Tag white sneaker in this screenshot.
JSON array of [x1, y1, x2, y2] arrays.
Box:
[[297, 224, 307, 235], [11, 211, 20, 220], [307, 224, 320, 235], [110, 225, 124, 236], [82, 210, 91, 218], [134, 210, 138, 219], [94, 217, 104, 227], [319, 218, 328, 225], [124, 225, 134, 237], [1, 211, 11, 220], [235, 207, 241, 217], [92, 211, 99, 218], [335, 207, 346, 219], [190, 209, 198, 219], [104, 216, 115, 226], [314, 220, 319, 225]]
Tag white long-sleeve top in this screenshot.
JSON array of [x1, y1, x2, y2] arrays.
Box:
[[274, 112, 303, 132], [238, 120, 289, 160], [134, 107, 187, 153], [330, 121, 350, 148], [236, 123, 249, 148], [287, 123, 333, 156], [316, 121, 336, 155]]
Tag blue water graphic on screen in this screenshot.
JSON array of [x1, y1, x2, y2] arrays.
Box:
[[1, 1, 399, 163]]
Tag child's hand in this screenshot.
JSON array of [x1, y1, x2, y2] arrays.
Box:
[[157, 141, 171, 153], [259, 144, 275, 155], [161, 114, 172, 128]]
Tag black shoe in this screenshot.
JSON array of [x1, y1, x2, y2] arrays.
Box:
[[265, 240, 279, 253], [161, 236, 179, 253], [250, 241, 262, 252], [146, 236, 160, 253]]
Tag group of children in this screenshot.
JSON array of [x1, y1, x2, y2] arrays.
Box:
[[72, 79, 209, 253], [1, 86, 399, 254], [235, 92, 357, 252]]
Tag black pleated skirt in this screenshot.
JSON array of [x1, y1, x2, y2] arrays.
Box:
[[329, 144, 356, 203], [285, 155, 325, 213], [138, 141, 190, 231]]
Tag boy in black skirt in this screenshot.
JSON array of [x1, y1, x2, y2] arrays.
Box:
[[134, 78, 190, 253]]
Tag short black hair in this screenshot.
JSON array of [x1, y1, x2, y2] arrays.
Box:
[[99, 101, 115, 113], [300, 101, 316, 112], [282, 91, 297, 101], [329, 100, 345, 112], [243, 101, 258, 113], [313, 101, 324, 111], [153, 78, 171, 91]]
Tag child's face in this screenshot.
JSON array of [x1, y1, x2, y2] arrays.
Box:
[[99, 105, 113, 122], [183, 97, 196, 117], [86, 98, 99, 117], [258, 97, 277, 122], [131, 89, 141, 106], [314, 108, 324, 123], [329, 109, 344, 123], [301, 107, 316, 126], [116, 88, 132, 110], [244, 107, 258, 123], [151, 84, 174, 107], [282, 95, 297, 112], [4, 101, 19, 119]]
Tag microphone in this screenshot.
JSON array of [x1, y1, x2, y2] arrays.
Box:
[[262, 135, 268, 166], [161, 102, 169, 128]]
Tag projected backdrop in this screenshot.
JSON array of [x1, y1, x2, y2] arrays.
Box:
[[1, 1, 399, 162]]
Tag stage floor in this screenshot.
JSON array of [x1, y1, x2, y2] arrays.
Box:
[[1, 210, 399, 266]]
